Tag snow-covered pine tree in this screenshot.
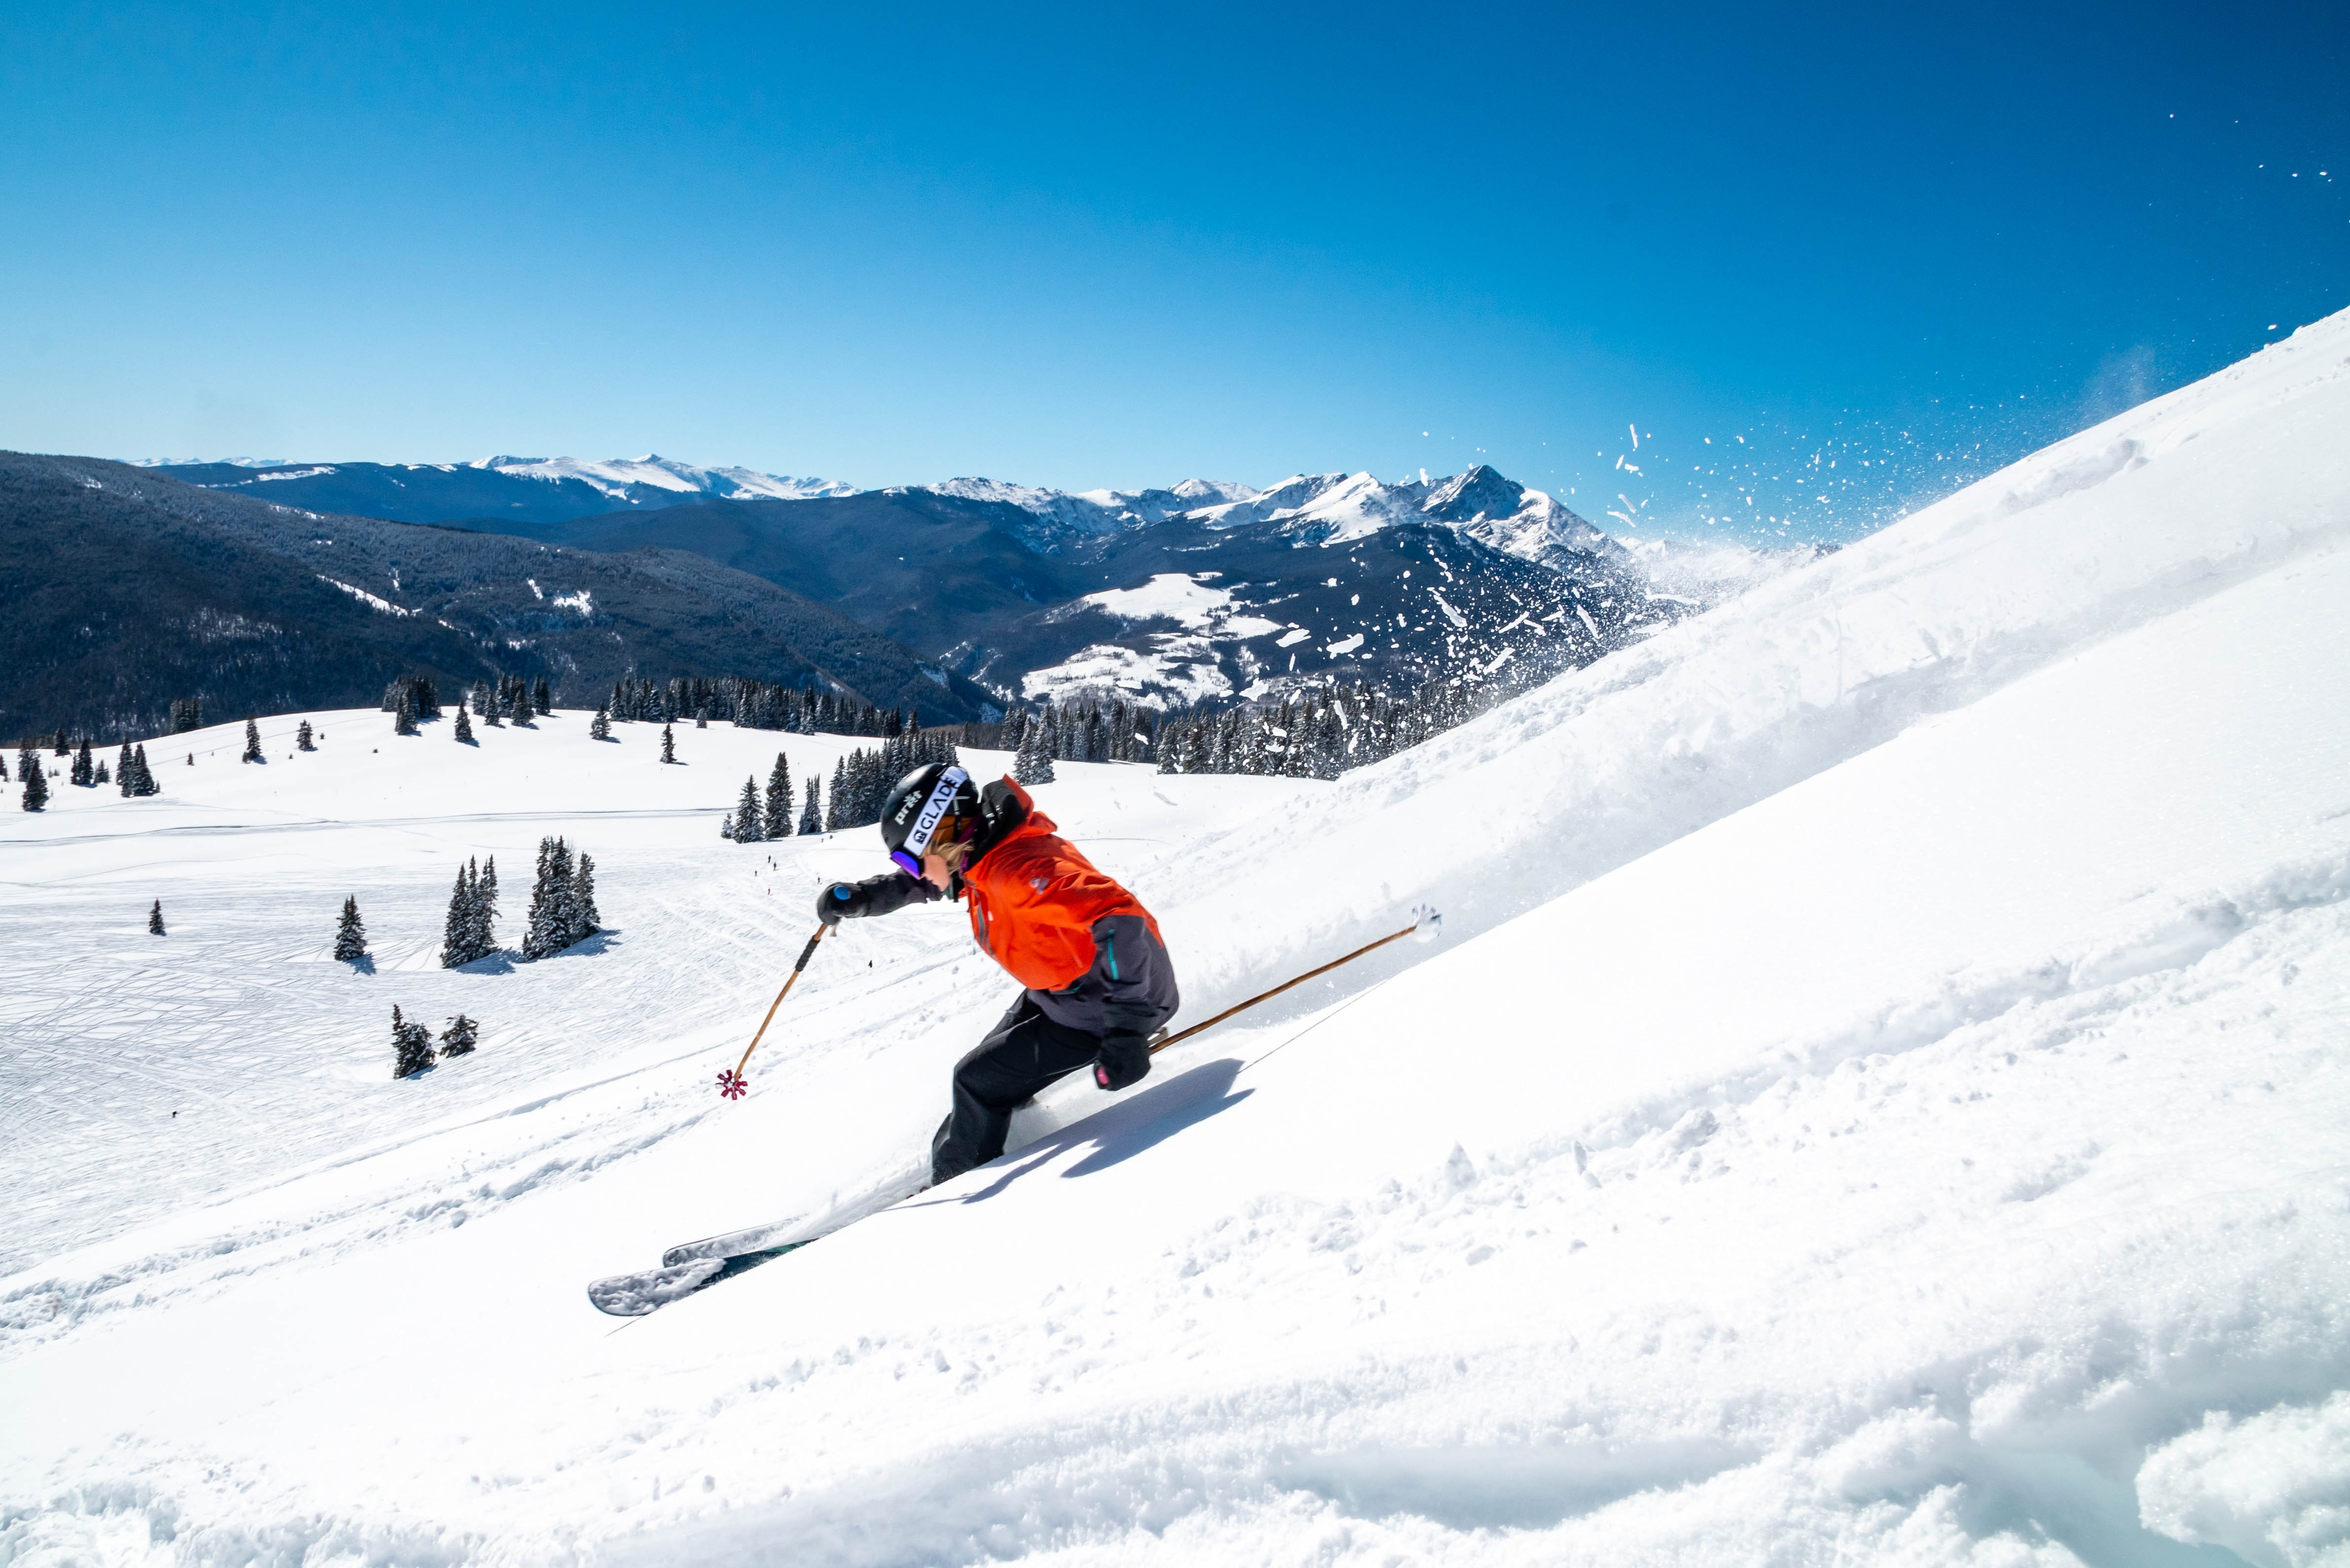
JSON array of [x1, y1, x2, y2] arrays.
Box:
[[170, 697, 202, 733], [546, 837, 578, 950], [572, 853, 599, 942], [394, 692, 418, 736], [52, 728, 68, 755], [94, 760, 108, 785], [522, 838, 555, 958], [148, 899, 165, 935], [454, 706, 475, 744], [590, 704, 612, 741], [242, 718, 262, 763], [392, 1005, 435, 1079], [661, 724, 677, 763], [824, 759, 848, 830], [1178, 722, 1209, 776], [534, 677, 551, 715], [335, 895, 369, 961], [296, 720, 315, 751], [21, 756, 48, 811], [521, 837, 585, 959], [131, 745, 156, 795], [439, 861, 476, 968], [71, 738, 93, 786], [1015, 719, 1056, 784], [735, 776, 765, 842], [763, 753, 792, 838], [0, 750, 8, 783], [720, 812, 735, 839], [439, 1014, 478, 1057], [799, 775, 821, 835], [471, 682, 490, 718], [474, 856, 498, 957]]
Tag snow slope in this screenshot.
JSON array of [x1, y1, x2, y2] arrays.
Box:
[[4, 311, 2349, 1566], [476, 454, 853, 501]]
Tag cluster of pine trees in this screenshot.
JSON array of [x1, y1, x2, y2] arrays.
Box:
[[981, 698, 1161, 769], [1150, 679, 1487, 780], [170, 697, 203, 733], [114, 741, 157, 795], [605, 674, 918, 737], [15, 743, 47, 812], [725, 752, 815, 842], [825, 728, 963, 831], [520, 837, 599, 959], [470, 675, 547, 724], [381, 676, 444, 719], [391, 1005, 478, 1080], [439, 856, 501, 967]]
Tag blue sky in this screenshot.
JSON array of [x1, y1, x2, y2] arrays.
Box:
[[1, 1, 2342, 541]]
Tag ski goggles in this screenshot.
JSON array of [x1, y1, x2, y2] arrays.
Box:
[[888, 765, 971, 878]]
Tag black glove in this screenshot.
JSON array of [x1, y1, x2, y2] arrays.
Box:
[[1092, 1031, 1151, 1092], [816, 882, 868, 926]]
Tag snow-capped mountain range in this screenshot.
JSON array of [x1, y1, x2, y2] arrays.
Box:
[[131, 452, 1809, 711]]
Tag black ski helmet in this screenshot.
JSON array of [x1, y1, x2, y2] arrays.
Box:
[[880, 762, 977, 875]]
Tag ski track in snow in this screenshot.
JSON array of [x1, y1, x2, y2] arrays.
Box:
[[3, 312, 2350, 1565]]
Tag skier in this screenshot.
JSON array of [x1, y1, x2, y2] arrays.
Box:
[[817, 763, 1179, 1186]]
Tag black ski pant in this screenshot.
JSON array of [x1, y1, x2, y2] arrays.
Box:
[[930, 994, 1101, 1185]]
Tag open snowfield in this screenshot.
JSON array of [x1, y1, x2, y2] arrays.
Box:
[[5, 311, 2350, 1566]]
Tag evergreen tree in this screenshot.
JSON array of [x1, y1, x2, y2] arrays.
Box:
[[454, 707, 475, 744], [52, 728, 69, 755], [474, 856, 499, 957], [590, 704, 612, 741], [439, 1014, 478, 1057], [1015, 718, 1056, 784], [440, 861, 477, 968], [334, 895, 368, 961], [21, 755, 48, 811], [824, 758, 850, 830], [148, 899, 165, 935], [394, 692, 418, 736], [296, 720, 315, 751], [534, 677, 551, 714], [521, 837, 586, 958], [242, 717, 262, 763], [131, 745, 156, 796], [799, 775, 822, 835], [392, 1005, 435, 1079], [170, 697, 202, 733], [735, 777, 765, 843], [69, 738, 91, 786], [661, 724, 677, 763], [0, 750, 8, 783], [471, 682, 491, 717], [572, 853, 599, 941], [762, 752, 792, 838], [94, 761, 109, 785]]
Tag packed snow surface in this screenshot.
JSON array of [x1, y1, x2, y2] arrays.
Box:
[[6, 311, 2350, 1565]]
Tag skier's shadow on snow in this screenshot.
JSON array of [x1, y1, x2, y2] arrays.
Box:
[[937, 1059, 1253, 1205]]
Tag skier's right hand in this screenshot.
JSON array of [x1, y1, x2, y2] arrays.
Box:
[[817, 883, 867, 925]]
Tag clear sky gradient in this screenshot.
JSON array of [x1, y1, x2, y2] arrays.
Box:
[[2, 2, 2343, 541]]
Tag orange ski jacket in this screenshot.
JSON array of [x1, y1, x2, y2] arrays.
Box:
[[959, 779, 1164, 993]]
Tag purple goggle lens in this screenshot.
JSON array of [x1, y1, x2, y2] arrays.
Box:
[[890, 849, 924, 878]]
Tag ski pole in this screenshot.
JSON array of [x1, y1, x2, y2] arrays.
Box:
[[717, 925, 829, 1099], [1148, 904, 1441, 1057]]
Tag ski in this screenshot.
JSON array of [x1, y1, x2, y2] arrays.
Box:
[[587, 1171, 927, 1317]]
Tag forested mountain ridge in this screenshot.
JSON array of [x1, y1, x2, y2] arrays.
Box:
[[0, 453, 994, 741]]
